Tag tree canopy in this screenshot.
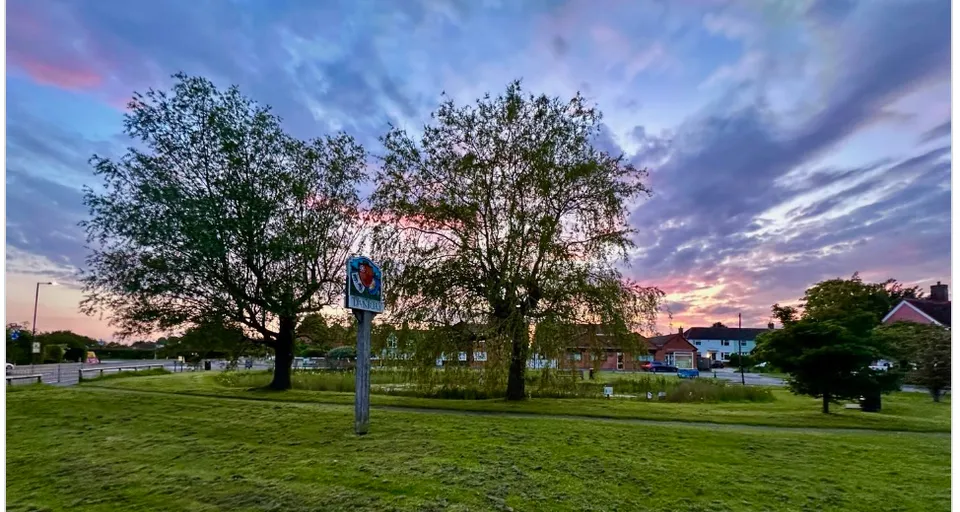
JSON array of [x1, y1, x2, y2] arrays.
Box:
[[758, 273, 911, 412], [80, 74, 367, 389], [372, 81, 663, 399]]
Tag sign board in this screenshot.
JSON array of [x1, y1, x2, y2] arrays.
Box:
[[10, 329, 19, 340], [345, 256, 384, 313], [32, 342, 41, 354], [603, 386, 613, 398]]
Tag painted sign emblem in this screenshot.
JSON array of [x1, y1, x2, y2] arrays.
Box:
[[345, 256, 384, 313]]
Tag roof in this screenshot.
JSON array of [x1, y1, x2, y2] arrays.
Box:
[[683, 326, 772, 341], [889, 299, 952, 326], [904, 299, 951, 326], [646, 332, 695, 351]]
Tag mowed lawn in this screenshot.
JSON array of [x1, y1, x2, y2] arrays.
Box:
[[7, 384, 951, 512], [92, 373, 951, 433]]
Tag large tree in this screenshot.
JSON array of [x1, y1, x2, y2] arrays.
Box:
[[372, 81, 663, 400], [758, 274, 912, 413], [755, 319, 900, 413], [80, 74, 366, 390]]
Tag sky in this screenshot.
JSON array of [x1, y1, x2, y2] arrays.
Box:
[[4, 0, 952, 340]]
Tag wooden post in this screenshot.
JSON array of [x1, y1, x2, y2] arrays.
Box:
[[354, 309, 373, 435]]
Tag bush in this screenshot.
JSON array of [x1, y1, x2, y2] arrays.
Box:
[[95, 349, 157, 360], [726, 353, 755, 368], [327, 346, 356, 360], [214, 369, 773, 403]]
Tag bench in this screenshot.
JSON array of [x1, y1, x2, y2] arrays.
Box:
[[6, 374, 42, 385], [79, 364, 166, 381]]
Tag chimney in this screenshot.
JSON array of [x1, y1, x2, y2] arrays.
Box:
[[767, 322, 775, 330], [678, 327, 683, 335], [930, 281, 949, 302]]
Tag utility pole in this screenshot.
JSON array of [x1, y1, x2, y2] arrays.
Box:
[[738, 313, 745, 386]]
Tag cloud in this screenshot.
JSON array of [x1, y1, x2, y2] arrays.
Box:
[[919, 120, 951, 144]]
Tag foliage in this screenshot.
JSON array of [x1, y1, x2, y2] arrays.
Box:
[[756, 319, 901, 413], [327, 346, 357, 360], [95, 349, 160, 360], [159, 319, 255, 367], [36, 330, 98, 350], [214, 367, 770, 403], [6, 324, 35, 365], [875, 322, 951, 401], [760, 274, 916, 413], [79, 73, 367, 390], [772, 272, 921, 331], [42, 345, 64, 364], [726, 353, 754, 368], [372, 81, 663, 400]]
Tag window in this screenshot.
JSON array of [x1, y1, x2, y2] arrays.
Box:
[[694, 341, 701, 346], [569, 352, 583, 362], [458, 352, 467, 361], [721, 340, 730, 347], [636, 354, 653, 362], [475, 352, 487, 362]]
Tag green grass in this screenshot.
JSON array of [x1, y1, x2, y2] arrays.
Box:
[[90, 373, 950, 433], [81, 367, 171, 383], [7, 385, 950, 511]]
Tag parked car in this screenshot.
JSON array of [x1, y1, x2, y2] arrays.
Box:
[[647, 361, 678, 373], [678, 368, 700, 379], [710, 360, 724, 369]]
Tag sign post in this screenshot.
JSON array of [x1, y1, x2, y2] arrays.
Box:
[[345, 256, 384, 435]]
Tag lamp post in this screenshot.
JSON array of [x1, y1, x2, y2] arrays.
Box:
[[32, 281, 57, 338]]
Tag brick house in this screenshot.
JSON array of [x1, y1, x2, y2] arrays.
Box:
[[882, 281, 951, 327], [563, 326, 698, 371], [645, 329, 699, 369]]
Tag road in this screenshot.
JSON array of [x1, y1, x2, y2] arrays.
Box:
[[708, 367, 938, 394], [5, 359, 272, 386]]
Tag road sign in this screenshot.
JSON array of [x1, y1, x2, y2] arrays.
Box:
[[10, 329, 19, 340], [345, 256, 384, 313], [32, 342, 41, 354]]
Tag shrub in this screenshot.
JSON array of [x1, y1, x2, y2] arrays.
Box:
[[327, 346, 356, 360], [726, 353, 754, 368]]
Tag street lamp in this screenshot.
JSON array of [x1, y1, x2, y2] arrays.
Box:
[[32, 281, 58, 338]]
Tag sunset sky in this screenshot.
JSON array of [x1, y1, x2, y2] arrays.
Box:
[[5, 0, 951, 341]]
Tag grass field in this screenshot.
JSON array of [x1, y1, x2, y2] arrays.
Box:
[[89, 372, 951, 433], [6, 382, 951, 511]]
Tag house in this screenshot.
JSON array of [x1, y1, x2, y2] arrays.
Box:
[[683, 324, 775, 362], [563, 326, 699, 370], [882, 281, 951, 327], [645, 329, 699, 369], [562, 324, 650, 371]]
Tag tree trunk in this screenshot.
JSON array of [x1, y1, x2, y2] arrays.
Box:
[[932, 389, 941, 402], [269, 315, 296, 390], [822, 393, 830, 414], [505, 321, 529, 401]]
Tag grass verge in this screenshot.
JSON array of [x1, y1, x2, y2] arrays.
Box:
[[89, 372, 950, 433], [7, 385, 950, 511], [81, 367, 171, 383]]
